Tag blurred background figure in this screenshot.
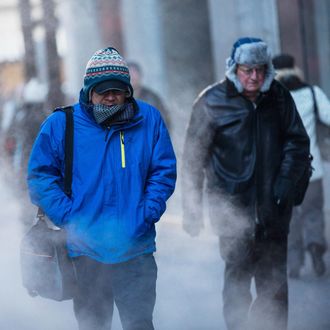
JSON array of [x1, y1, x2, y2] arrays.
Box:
[[8, 78, 48, 228], [273, 54, 330, 278], [127, 61, 171, 131], [0, 86, 23, 166], [14, 78, 48, 188]]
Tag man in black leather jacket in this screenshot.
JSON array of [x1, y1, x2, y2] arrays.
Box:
[[182, 37, 310, 330]]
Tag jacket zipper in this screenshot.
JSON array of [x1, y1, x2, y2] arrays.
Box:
[[120, 131, 126, 168], [254, 104, 260, 225], [103, 117, 143, 167], [253, 99, 267, 237]]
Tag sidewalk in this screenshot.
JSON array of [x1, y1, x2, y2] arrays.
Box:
[[0, 178, 329, 329]]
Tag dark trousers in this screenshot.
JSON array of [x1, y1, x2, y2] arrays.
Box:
[[73, 254, 157, 330], [220, 235, 288, 330]]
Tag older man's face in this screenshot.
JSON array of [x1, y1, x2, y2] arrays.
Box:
[[236, 64, 266, 96]]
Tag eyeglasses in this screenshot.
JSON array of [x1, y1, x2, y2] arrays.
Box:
[[237, 65, 266, 76]]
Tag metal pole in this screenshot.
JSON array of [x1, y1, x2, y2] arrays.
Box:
[[41, 0, 65, 109]]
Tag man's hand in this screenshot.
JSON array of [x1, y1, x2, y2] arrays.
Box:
[[273, 176, 294, 208]]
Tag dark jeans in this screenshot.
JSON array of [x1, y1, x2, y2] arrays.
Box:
[[73, 254, 157, 330], [220, 234, 288, 330]]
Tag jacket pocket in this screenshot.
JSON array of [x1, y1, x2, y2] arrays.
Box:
[[144, 198, 164, 225]]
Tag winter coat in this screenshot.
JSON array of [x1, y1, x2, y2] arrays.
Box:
[[275, 70, 330, 181], [27, 99, 177, 264], [290, 86, 330, 181], [182, 79, 310, 238]]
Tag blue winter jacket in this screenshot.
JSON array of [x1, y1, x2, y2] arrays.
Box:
[[27, 98, 177, 263]]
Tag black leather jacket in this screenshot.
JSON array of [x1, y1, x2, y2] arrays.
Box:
[[182, 79, 310, 236]]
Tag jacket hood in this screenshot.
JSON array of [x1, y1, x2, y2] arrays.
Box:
[[275, 67, 307, 91]]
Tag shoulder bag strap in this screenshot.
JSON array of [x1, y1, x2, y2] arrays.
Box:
[[37, 106, 74, 219], [310, 85, 319, 118], [63, 106, 74, 197]]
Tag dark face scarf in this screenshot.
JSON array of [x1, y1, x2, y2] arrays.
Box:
[[92, 102, 135, 126]]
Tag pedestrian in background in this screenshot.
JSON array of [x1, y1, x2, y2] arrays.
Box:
[[182, 37, 310, 330], [27, 47, 177, 330], [273, 54, 330, 278], [13, 78, 49, 227], [15, 78, 48, 187], [127, 61, 171, 131]]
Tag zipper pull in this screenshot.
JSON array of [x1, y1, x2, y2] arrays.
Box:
[[120, 131, 126, 168]]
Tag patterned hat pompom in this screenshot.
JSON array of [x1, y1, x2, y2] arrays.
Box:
[[82, 47, 133, 102]]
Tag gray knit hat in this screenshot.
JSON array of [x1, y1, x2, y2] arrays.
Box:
[[225, 37, 275, 92]]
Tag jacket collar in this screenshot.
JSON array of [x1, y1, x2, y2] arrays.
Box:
[[225, 78, 240, 97], [225, 78, 273, 103]]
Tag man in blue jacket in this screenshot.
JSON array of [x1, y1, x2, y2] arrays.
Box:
[[27, 47, 177, 330]]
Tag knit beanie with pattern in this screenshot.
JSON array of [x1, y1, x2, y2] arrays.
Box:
[[82, 47, 133, 103], [225, 37, 275, 93]]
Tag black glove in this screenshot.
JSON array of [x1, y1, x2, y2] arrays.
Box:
[[273, 176, 294, 208]]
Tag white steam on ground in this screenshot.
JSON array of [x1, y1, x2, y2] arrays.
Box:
[[0, 162, 330, 329], [0, 170, 77, 330]]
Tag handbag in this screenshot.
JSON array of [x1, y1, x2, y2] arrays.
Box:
[[310, 86, 330, 161], [20, 106, 76, 301]]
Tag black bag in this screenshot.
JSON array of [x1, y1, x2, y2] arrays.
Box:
[[310, 86, 330, 161], [293, 154, 313, 206], [20, 215, 76, 301], [20, 106, 76, 301]]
